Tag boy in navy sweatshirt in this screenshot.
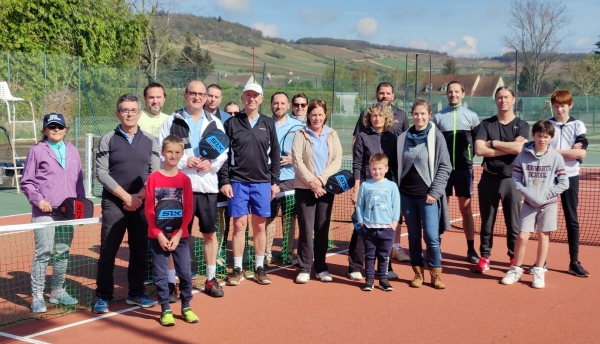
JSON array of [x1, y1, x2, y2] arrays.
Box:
[[355, 153, 400, 291], [501, 120, 568, 289]]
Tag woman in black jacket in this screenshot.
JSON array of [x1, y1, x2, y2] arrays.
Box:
[[348, 103, 401, 280]]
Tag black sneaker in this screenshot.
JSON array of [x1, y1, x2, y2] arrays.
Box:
[[168, 283, 178, 303], [568, 261, 590, 277], [387, 270, 398, 279], [525, 261, 547, 275], [205, 277, 225, 297], [253, 266, 271, 285], [466, 250, 480, 264], [378, 278, 394, 291], [362, 278, 374, 291]]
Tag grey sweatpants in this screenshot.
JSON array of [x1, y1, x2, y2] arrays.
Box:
[[31, 215, 74, 297]]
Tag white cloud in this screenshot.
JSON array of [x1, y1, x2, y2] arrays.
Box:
[[356, 17, 378, 38], [216, 0, 249, 13], [575, 38, 589, 47], [252, 22, 279, 38], [301, 7, 341, 27], [407, 36, 480, 57]]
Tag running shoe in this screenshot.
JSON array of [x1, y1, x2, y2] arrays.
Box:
[[92, 298, 109, 314], [182, 307, 199, 323], [531, 267, 546, 289], [568, 261, 590, 277], [474, 256, 490, 273], [205, 277, 224, 297], [31, 296, 47, 313], [379, 278, 394, 291], [501, 266, 523, 285], [160, 309, 175, 326], [126, 293, 156, 308], [168, 283, 178, 303], [362, 278, 374, 291], [49, 289, 78, 306], [392, 247, 411, 262], [315, 271, 333, 282], [226, 267, 243, 286], [467, 249, 480, 264], [253, 266, 271, 285]]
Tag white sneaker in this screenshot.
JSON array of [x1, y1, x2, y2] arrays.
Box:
[[265, 252, 273, 265], [315, 271, 333, 282], [501, 266, 523, 285], [347, 271, 363, 280], [532, 267, 546, 289], [296, 272, 310, 284], [392, 247, 411, 262]]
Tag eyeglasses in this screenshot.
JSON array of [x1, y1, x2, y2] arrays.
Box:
[[119, 108, 139, 115], [293, 103, 307, 108], [227, 111, 239, 116], [187, 92, 206, 98], [47, 124, 65, 130]]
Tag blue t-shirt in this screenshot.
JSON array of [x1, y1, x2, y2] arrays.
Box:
[[183, 108, 205, 157], [274, 115, 303, 181], [117, 124, 138, 145], [47, 140, 66, 169], [306, 125, 330, 177], [249, 115, 260, 128], [356, 179, 400, 228]]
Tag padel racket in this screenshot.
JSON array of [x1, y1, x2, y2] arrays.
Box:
[[52, 197, 94, 220], [325, 170, 355, 194], [155, 199, 183, 239], [281, 125, 303, 156], [198, 128, 229, 159]]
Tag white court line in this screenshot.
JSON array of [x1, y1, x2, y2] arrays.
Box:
[[22, 248, 354, 340], [0, 331, 50, 344], [0, 212, 31, 219]]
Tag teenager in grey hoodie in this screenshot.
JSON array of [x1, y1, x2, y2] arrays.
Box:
[[501, 120, 568, 289]]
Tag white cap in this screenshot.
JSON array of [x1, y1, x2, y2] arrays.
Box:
[[243, 83, 263, 95]]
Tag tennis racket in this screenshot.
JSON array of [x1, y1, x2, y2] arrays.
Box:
[[155, 199, 184, 239], [198, 128, 230, 159], [325, 170, 355, 194], [281, 125, 303, 156], [52, 197, 94, 220]]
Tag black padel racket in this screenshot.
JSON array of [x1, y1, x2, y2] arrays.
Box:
[[155, 199, 184, 239], [198, 128, 230, 159], [52, 197, 94, 220], [325, 170, 355, 194], [281, 125, 303, 156]]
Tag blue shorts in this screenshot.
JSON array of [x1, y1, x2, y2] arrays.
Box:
[[445, 169, 473, 198], [228, 182, 272, 218]]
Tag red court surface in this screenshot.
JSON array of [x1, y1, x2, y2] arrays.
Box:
[[0, 230, 598, 344]]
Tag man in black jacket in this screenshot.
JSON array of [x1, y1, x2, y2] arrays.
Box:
[[219, 83, 280, 286]]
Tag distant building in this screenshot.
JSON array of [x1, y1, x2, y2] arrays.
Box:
[[420, 74, 505, 98]]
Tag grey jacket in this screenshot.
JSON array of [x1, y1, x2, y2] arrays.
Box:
[[512, 142, 569, 208], [397, 125, 452, 233]]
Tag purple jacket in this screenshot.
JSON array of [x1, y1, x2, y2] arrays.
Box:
[[21, 139, 85, 217]]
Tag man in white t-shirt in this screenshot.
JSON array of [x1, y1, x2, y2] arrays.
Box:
[[138, 82, 169, 137]]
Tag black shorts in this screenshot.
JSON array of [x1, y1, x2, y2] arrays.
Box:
[[188, 193, 218, 234], [445, 169, 473, 198], [270, 179, 295, 219]]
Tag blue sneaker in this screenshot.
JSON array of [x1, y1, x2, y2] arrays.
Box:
[[126, 293, 156, 308], [31, 296, 47, 313], [93, 298, 109, 314]]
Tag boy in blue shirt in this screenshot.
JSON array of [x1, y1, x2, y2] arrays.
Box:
[[355, 153, 400, 291]]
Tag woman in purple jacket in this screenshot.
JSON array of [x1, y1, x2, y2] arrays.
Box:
[[21, 113, 85, 313]]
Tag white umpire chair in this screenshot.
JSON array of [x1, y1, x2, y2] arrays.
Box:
[[0, 81, 37, 194]]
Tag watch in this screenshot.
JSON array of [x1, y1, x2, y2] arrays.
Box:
[[490, 140, 495, 149]]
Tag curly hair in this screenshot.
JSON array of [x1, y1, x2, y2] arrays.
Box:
[[362, 103, 394, 132]]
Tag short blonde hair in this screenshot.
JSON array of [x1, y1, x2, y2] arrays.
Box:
[[369, 153, 389, 166], [363, 103, 393, 132], [162, 134, 184, 151]]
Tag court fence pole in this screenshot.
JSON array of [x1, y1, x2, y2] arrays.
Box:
[[85, 133, 94, 198]]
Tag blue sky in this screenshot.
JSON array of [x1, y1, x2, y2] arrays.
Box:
[[176, 0, 599, 57]]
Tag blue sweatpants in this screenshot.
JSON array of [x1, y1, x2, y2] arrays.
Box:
[[149, 237, 193, 311], [361, 226, 395, 279]]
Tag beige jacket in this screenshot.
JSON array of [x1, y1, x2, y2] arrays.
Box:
[[292, 127, 343, 189]]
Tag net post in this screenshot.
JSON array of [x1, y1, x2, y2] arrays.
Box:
[[85, 133, 94, 198]]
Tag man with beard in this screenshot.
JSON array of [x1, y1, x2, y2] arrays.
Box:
[[138, 83, 169, 138]]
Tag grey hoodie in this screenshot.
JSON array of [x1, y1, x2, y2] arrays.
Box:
[[512, 142, 569, 208]]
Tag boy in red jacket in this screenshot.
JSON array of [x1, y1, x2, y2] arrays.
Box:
[[145, 135, 197, 326]]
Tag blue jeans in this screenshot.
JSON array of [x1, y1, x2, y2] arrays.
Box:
[[400, 194, 441, 268]]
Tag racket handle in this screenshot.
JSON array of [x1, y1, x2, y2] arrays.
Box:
[[51, 206, 58, 211]]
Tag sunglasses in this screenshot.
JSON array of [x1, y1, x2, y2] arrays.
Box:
[[227, 111, 239, 116], [293, 103, 307, 108], [47, 124, 65, 130]]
